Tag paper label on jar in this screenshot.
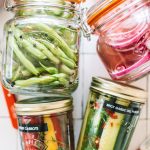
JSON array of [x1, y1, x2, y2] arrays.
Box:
[[19, 123, 48, 132], [103, 101, 140, 115]]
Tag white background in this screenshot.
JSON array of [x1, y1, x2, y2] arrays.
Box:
[[0, 1, 150, 149]]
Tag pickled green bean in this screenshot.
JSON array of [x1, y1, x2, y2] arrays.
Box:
[[52, 73, 68, 79], [37, 39, 68, 59], [15, 75, 57, 87], [60, 27, 78, 46], [58, 77, 68, 85], [52, 73, 69, 86], [14, 28, 46, 60], [29, 38, 60, 65], [59, 56, 76, 69], [39, 62, 58, 74], [13, 66, 58, 81], [60, 64, 75, 75], [21, 67, 44, 77], [38, 39, 76, 69], [13, 39, 39, 75], [12, 66, 22, 81], [30, 23, 77, 61]]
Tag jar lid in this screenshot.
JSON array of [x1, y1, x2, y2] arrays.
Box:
[[91, 77, 147, 103], [87, 0, 126, 26], [15, 97, 73, 115]]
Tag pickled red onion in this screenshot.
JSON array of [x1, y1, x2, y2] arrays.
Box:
[[106, 22, 148, 49]]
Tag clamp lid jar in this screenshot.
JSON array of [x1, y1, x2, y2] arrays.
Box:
[[2, 0, 81, 95], [86, 0, 150, 81]]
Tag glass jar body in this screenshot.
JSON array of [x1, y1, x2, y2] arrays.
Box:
[[77, 89, 142, 150], [2, 4, 80, 95], [17, 111, 74, 150], [95, 0, 150, 81]]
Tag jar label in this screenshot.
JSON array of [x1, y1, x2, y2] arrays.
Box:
[[19, 123, 48, 132], [103, 101, 140, 115]]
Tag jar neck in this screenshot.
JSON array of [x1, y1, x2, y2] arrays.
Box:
[[5, 0, 76, 8], [90, 0, 148, 33], [6, 2, 80, 22]]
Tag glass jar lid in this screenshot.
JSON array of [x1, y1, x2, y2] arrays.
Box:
[[86, 0, 126, 26], [91, 77, 147, 103], [15, 97, 73, 115]]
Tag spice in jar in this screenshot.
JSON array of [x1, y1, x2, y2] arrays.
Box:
[[77, 77, 147, 150], [15, 97, 75, 150]]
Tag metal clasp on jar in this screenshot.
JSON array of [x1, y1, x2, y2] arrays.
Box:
[[79, 7, 92, 40], [4, 0, 12, 11]]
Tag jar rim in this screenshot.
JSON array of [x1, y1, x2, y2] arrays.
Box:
[[86, 0, 146, 30], [5, 1, 77, 11], [15, 96, 73, 115], [86, 0, 126, 27], [5, 0, 83, 10], [91, 77, 147, 103]]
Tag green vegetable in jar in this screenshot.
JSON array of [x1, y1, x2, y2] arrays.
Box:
[[5, 21, 78, 89]]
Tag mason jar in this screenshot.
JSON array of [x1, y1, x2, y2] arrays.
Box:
[[15, 97, 74, 150], [84, 0, 150, 81], [2, 0, 81, 95], [77, 77, 147, 150]]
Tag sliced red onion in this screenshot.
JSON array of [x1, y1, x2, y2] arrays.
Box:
[[113, 31, 150, 53], [106, 22, 148, 49], [104, 3, 149, 49]]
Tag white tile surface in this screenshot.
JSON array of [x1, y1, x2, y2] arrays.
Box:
[[128, 120, 147, 150], [130, 76, 148, 90], [17, 132, 22, 150], [0, 118, 17, 150], [0, 85, 9, 117], [74, 119, 82, 148], [82, 35, 98, 54], [72, 54, 84, 119], [130, 76, 148, 119], [83, 53, 110, 111]]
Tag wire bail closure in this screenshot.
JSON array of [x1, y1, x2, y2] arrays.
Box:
[[79, 7, 92, 40]]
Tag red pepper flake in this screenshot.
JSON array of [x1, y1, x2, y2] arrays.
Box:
[[106, 109, 118, 119], [112, 114, 118, 119], [95, 137, 100, 148], [94, 102, 100, 109], [102, 123, 106, 129], [110, 122, 113, 127]]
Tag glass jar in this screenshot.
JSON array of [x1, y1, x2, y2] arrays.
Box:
[[85, 0, 150, 81], [2, 0, 81, 95], [77, 77, 147, 150], [15, 97, 74, 150]]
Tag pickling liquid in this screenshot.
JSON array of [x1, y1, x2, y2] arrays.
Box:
[[97, 1, 150, 81]]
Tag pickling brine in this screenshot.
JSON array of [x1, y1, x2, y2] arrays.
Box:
[[15, 97, 75, 150], [77, 77, 147, 150], [86, 0, 150, 81], [2, 0, 81, 95]]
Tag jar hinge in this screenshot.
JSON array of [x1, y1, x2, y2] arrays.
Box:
[[79, 7, 92, 41], [4, 0, 12, 11]]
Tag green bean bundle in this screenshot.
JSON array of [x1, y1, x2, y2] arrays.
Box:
[[6, 23, 78, 89]]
